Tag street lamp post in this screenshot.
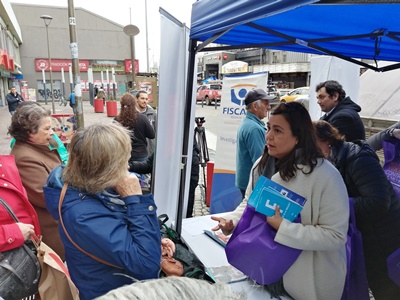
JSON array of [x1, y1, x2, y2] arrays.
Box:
[[123, 24, 139, 91], [40, 15, 55, 114]]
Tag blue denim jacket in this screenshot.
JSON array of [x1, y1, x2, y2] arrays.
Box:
[[44, 165, 161, 300]]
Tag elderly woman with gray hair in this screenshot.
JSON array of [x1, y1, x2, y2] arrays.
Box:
[[8, 104, 64, 259], [43, 123, 172, 300]]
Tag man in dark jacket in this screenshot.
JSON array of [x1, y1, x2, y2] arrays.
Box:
[[6, 87, 24, 115], [136, 90, 157, 156], [316, 80, 365, 142]]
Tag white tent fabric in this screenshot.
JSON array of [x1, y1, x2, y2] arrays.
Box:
[[308, 56, 361, 121], [154, 9, 195, 225], [358, 61, 400, 120]]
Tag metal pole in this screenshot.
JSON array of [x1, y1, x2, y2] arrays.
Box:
[[44, 24, 55, 114], [88, 67, 94, 106], [131, 36, 136, 88], [61, 67, 65, 99], [68, 0, 84, 129], [69, 65, 74, 93], [42, 68, 47, 104], [112, 67, 116, 100], [43, 82, 47, 104], [106, 69, 110, 100], [176, 38, 198, 236], [123, 24, 139, 91]]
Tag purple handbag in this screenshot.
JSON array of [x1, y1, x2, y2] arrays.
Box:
[[382, 140, 400, 287], [382, 140, 400, 198], [225, 204, 302, 285], [341, 198, 369, 300]]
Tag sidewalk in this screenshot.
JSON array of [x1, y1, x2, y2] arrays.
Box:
[[0, 101, 213, 217]]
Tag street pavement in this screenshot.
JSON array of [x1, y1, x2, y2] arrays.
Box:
[[0, 101, 219, 218]]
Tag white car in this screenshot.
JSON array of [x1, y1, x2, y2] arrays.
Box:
[[294, 95, 309, 110]]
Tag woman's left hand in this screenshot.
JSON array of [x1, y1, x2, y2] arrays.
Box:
[[266, 205, 283, 230], [161, 238, 176, 258]]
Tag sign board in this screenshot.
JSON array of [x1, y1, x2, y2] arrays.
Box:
[[222, 60, 249, 74]]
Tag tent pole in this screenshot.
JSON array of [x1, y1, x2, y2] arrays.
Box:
[[175, 39, 198, 236]]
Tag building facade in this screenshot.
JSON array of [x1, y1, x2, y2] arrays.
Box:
[[11, 3, 141, 102], [0, 0, 23, 106], [198, 48, 312, 89]]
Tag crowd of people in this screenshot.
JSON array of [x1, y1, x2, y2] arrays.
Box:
[[214, 80, 400, 299], [1, 80, 400, 299]]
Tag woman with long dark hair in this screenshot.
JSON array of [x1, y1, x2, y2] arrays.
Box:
[[212, 102, 349, 299], [114, 93, 155, 162]]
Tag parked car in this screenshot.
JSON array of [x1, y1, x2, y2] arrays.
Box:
[[266, 85, 280, 100], [277, 88, 292, 97], [280, 86, 310, 102], [294, 95, 309, 110], [196, 83, 222, 105]]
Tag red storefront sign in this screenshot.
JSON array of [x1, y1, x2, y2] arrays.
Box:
[[124, 59, 139, 73], [9, 56, 14, 71], [2, 49, 9, 70], [35, 58, 89, 72]]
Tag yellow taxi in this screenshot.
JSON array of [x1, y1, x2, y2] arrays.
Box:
[[280, 86, 309, 102]]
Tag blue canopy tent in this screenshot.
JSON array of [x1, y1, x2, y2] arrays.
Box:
[[202, 75, 218, 84], [175, 0, 400, 234], [191, 0, 400, 71]]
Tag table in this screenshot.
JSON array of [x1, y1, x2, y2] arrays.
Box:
[[181, 214, 289, 300]]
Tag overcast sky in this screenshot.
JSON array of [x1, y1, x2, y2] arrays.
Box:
[[10, 0, 196, 71]]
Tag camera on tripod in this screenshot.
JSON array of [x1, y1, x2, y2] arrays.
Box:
[[195, 117, 206, 126]]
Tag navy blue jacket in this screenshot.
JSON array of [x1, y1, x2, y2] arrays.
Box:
[[6, 92, 24, 112], [332, 141, 400, 296], [44, 166, 161, 300], [321, 96, 365, 142]]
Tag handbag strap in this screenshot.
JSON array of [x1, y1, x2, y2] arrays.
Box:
[[58, 183, 123, 269], [0, 197, 20, 223]]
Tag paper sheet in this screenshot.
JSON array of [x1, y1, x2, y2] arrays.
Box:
[[184, 219, 212, 236]]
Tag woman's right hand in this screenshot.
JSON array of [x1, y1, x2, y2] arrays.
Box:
[[16, 223, 34, 241], [115, 173, 143, 198], [211, 216, 234, 235]]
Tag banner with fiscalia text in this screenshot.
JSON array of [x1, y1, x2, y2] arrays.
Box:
[[210, 72, 268, 213]]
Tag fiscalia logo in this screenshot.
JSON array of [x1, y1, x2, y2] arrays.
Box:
[[222, 83, 258, 116], [230, 84, 257, 106]]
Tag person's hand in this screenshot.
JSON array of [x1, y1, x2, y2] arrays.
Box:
[[161, 238, 175, 257], [266, 205, 283, 230], [393, 129, 400, 140], [115, 173, 142, 198], [211, 216, 234, 235], [16, 223, 34, 241]]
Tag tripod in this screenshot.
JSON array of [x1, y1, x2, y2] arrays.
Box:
[[194, 117, 210, 201]]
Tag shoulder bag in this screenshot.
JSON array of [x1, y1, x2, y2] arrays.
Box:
[[0, 197, 41, 300], [58, 183, 123, 269], [341, 198, 369, 299], [225, 204, 302, 285]]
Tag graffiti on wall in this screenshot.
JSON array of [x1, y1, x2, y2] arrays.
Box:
[[36, 80, 64, 101]]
